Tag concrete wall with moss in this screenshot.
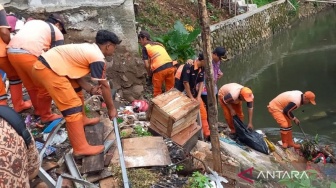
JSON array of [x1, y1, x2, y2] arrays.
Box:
[[197, 0, 330, 58]]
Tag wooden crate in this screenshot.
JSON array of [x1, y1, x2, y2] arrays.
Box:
[[149, 123, 201, 153], [149, 89, 200, 137], [171, 122, 201, 153]]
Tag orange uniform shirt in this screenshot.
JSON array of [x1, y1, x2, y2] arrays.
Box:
[[142, 42, 172, 71], [268, 90, 303, 112], [0, 4, 10, 57], [7, 20, 64, 57], [41, 43, 106, 80], [218, 83, 244, 104]]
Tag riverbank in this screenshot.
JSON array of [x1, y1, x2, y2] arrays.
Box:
[[194, 0, 333, 59]]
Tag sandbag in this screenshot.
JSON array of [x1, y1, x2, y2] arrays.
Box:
[[233, 115, 269, 154]]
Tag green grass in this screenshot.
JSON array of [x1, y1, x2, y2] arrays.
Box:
[[253, 0, 277, 7]]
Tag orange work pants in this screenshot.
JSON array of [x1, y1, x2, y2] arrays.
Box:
[[152, 67, 175, 97], [0, 56, 19, 104], [199, 100, 210, 137], [268, 107, 291, 132], [8, 53, 50, 112], [31, 61, 82, 122], [0, 73, 6, 104], [218, 95, 244, 134]]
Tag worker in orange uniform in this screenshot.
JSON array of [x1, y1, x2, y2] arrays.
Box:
[[218, 83, 254, 139], [31, 30, 121, 157], [175, 53, 210, 139], [0, 4, 32, 111], [138, 30, 175, 97], [7, 14, 66, 122], [268, 90, 316, 149]]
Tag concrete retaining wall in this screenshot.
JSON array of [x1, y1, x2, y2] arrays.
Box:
[[196, 0, 330, 59]]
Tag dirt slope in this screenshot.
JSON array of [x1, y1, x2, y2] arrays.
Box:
[[135, 0, 230, 35]]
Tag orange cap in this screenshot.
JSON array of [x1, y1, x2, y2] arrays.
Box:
[[304, 91, 316, 105], [240, 87, 254, 102]]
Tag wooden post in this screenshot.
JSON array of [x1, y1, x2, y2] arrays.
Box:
[[197, 0, 222, 173], [81, 122, 105, 174]]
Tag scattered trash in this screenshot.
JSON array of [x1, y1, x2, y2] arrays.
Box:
[[205, 167, 228, 188], [36, 141, 56, 158], [43, 118, 63, 133], [43, 128, 68, 145], [25, 115, 32, 126], [132, 100, 149, 112]]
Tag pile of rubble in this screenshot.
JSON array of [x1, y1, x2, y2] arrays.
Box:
[[14, 87, 336, 188]]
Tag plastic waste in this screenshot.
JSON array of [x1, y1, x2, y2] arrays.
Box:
[[205, 167, 228, 188], [132, 100, 149, 112], [43, 128, 68, 145], [36, 141, 56, 158], [233, 115, 269, 154]]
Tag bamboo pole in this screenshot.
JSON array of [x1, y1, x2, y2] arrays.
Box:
[[197, 0, 222, 173]]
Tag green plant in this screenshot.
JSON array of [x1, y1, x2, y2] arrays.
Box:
[[84, 105, 90, 115], [176, 165, 184, 171], [289, 0, 299, 10], [279, 170, 336, 188], [120, 130, 127, 138], [134, 125, 152, 137], [314, 134, 319, 143], [253, 0, 276, 7], [152, 20, 201, 64], [189, 171, 212, 188]]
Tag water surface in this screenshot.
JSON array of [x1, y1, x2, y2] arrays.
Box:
[[218, 9, 336, 147]]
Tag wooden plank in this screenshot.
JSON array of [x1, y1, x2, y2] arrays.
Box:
[[172, 108, 198, 128], [99, 177, 119, 188], [171, 102, 199, 120], [162, 96, 191, 113], [171, 114, 197, 136], [151, 107, 170, 123], [103, 129, 116, 167], [151, 106, 197, 137], [150, 118, 170, 137], [86, 168, 113, 183], [81, 122, 104, 174], [160, 95, 183, 111], [171, 123, 201, 153], [123, 137, 171, 168], [167, 117, 173, 137], [152, 88, 180, 103], [166, 97, 194, 114], [151, 89, 183, 107], [101, 118, 114, 141], [149, 124, 168, 138], [42, 161, 59, 171]]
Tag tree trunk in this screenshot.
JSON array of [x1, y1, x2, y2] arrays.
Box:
[[197, 0, 222, 173]]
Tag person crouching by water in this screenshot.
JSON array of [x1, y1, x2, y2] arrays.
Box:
[[174, 53, 210, 139], [218, 83, 255, 139], [268, 90, 316, 149]]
